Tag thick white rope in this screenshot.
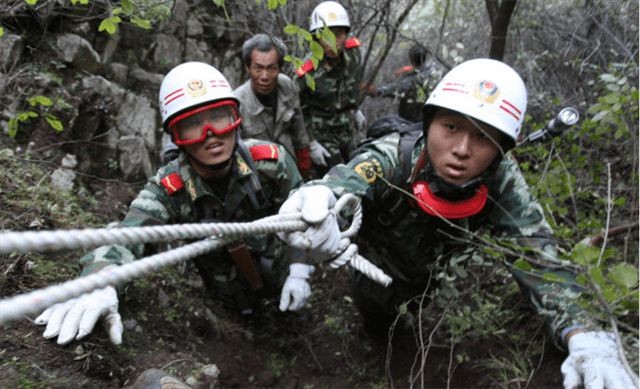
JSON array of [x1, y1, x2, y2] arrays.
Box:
[[0, 194, 393, 324], [0, 237, 232, 324]]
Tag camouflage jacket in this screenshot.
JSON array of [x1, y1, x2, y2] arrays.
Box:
[[235, 74, 310, 159], [295, 37, 363, 148], [80, 139, 303, 276], [312, 132, 594, 347], [375, 63, 442, 122]]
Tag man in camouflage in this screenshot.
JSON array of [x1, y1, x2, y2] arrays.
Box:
[[295, 1, 364, 177], [235, 33, 312, 178], [279, 59, 637, 388], [34, 62, 313, 346], [365, 44, 442, 123]]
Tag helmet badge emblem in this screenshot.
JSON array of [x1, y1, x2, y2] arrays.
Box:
[[473, 80, 500, 104], [186, 79, 206, 98], [328, 11, 337, 21]]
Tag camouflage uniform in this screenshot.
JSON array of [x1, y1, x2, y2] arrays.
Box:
[[313, 132, 595, 347], [375, 63, 442, 122], [295, 37, 363, 168], [235, 74, 310, 160], [79, 139, 303, 312]]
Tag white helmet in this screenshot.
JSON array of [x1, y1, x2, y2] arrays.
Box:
[[159, 61, 239, 130], [423, 58, 527, 148], [309, 1, 350, 33]]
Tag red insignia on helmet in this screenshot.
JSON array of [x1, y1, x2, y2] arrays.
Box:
[[344, 37, 361, 49], [160, 173, 184, 195], [250, 144, 279, 161], [296, 60, 316, 78]]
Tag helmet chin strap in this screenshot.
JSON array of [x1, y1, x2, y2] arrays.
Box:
[[409, 146, 495, 219]]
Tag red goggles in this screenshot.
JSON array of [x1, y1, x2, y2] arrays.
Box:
[[168, 101, 242, 146]]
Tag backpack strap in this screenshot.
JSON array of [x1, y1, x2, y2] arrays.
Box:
[[236, 141, 272, 212]]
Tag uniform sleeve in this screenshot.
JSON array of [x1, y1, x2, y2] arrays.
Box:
[[489, 157, 597, 348], [310, 133, 403, 202], [79, 176, 179, 276], [289, 82, 311, 150]]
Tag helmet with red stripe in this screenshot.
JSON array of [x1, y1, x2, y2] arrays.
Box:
[[159, 62, 239, 134], [422, 58, 527, 150]]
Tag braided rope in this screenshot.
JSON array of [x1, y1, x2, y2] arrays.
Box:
[[0, 194, 393, 324], [0, 237, 232, 324], [0, 214, 306, 254]]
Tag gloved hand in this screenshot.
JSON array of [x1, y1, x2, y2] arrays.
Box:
[[354, 109, 366, 132], [561, 331, 637, 389], [279, 263, 315, 311], [277, 185, 346, 263], [309, 140, 330, 167], [35, 285, 123, 345]]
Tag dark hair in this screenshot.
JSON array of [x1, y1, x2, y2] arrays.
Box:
[[241, 33, 287, 69], [408, 45, 427, 68]]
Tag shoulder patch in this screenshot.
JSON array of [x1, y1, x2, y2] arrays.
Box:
[[296, 59, 315, 78], [394, 65, 414, 76], [344, 37, 361, 49], [160, 173, 184, 195], [250, 144, 279, 161], [353, 158, 383, 184]]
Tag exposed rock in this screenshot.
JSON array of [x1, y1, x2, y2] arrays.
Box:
[[56, 33, 102, 74]]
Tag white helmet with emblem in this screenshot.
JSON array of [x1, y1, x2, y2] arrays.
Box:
[[423, 58, 527, 149], [159, 61, 239, 130], [309, 1, 351, 33]]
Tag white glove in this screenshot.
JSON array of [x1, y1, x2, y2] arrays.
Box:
[[35, 285, 123, 345], [309, 140, 330, 167], [277, 186, 346, 262], [354, 109, 366, 132], [279, 263, 315, 311], [561, 331, 637, 389]]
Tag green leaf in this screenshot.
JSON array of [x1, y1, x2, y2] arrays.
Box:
[[283, 24, 299, 35], [28, 95, 53, 107], [121, 0, 134, 15], [267, 0, 278, 10], [71, 0, 89, 4], [0, 26, 4, 37], [18, 111, 38, 121], [512, 258, 533, 272], [7, 118, 18, 138], [44, 114, 64, 132], [213, 0, 225, 7], [305, 73, 315, 91], [609, 264, 638, 289], [98, 16, 121, 35], [542, 272, 565, 283], [131, 17, 152, 30], [571, 241, 601, 266], [25, 0, 38, 5], [310, 40, 324, 60], [589, 267, 606, 286]]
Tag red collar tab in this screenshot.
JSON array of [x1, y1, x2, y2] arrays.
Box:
[[344, 37, 361, 49], [412, 181, 488, 219], [160, 173, 184, 195], [249, 144, 279, 161], [296, 59, 315, 77]]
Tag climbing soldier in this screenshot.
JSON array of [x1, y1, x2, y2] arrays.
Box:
[[364, 44, 442, 123], [278, 59, 638, 388], [34, 62, 315, 346], [295, 0, 365, 177]]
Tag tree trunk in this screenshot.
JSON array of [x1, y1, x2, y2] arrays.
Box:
[[485, 0, 518, 60]]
